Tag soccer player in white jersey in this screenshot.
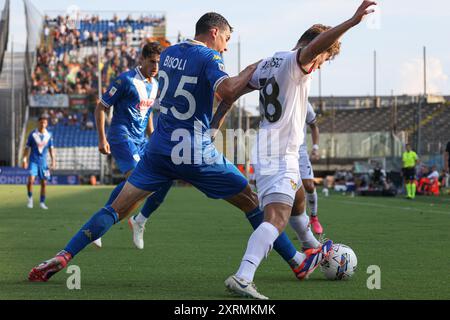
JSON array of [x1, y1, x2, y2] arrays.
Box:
[[225, 1, 377, 299], [299, 102, 323, 235]]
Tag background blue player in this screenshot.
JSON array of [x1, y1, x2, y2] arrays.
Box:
[[28, 13, 309, 285], [22, 114, 56, 210], [93, 42, 172, 248]]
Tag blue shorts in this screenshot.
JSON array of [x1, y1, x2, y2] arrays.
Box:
[[128, 152, 248, 199], [29, 162, 51, 181], [109, 139, 146, 174]]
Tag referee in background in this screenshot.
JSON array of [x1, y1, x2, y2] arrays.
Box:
[[402, 143, 419, 199]]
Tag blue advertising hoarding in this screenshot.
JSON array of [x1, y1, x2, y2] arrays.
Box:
[[0, 167, 79, 185]]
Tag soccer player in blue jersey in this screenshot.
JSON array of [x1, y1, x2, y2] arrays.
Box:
[[22, 114, 56, 210], [28, 13, 312, 285], [93, 42, 172, 248]]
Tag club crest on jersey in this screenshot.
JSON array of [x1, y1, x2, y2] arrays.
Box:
[[290, 179, 298, 191], [218, 63, 225, 72]]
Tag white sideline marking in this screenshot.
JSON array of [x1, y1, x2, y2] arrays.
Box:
[[322, 198, 450, 216]]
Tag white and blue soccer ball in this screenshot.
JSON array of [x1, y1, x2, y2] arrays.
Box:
[[320, 243, 357, 280]]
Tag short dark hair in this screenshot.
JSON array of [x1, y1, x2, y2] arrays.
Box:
[[297, 24, 341, 60], [195, 12, 233, 36], [141, 42, 162, 58], [38, 114, 49, 121]]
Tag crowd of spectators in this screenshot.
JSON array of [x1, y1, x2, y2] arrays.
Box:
[[40, 108, 95, 130], [43, 14, 166, 54], [31, 13, 169, 96], [31, 45, 140, 95]]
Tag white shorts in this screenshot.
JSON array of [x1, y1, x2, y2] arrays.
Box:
[[254, 157, 301, 209], [299, 151, 314, 180]]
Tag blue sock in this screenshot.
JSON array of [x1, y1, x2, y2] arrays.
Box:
[[27, 191, 32, 198], [64, 206, 119, 257], [246, 208, 297, 263], [40, 195, 46, 203], [105, 181, 126, 206], [140, 182, 172, 218]]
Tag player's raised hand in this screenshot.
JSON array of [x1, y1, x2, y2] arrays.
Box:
[[350, 0, 377, 26], [98, 139, 111, 155], [245, 59, 262, 72]]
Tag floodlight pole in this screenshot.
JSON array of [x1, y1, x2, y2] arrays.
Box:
[[417, 46, 426, 154], [237, 36, 242, 131], [11, 36, 15, 166], [373, 50, 377, 108], [97, 39, 105, 184]]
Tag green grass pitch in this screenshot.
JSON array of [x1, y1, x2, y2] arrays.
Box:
[[0, 185, 449, 300]]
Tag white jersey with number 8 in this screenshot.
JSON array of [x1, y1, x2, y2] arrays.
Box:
[[249, 49, 312, 165]]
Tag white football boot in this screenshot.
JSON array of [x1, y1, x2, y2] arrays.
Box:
[[39, 202, 48, 210], [225, 275, 269, 300], [128, 216, 145, 249], [92, 238, 102, 248], [27, 198, 33, 209]]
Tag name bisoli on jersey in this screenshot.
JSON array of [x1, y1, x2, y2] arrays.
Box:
[[261, 57, 284, 70], [163, 55, 187, 71]]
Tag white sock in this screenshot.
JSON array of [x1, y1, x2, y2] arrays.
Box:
[[236, 222, 279, 282], [289, 213, 321, 249], [289, 251, 307, 269], [306, 190, 318, 216], [134, 212, 148, 225]]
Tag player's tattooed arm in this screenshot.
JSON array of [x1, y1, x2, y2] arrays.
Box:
[[299, 0, 377, 67], [210, 85, 255, 140], [210, 99, 232, 141], [95, 102, 111, 155], [216, 60, 260, 105]]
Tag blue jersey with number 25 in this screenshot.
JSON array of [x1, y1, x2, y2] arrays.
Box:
[[149, 39, 229, 157]]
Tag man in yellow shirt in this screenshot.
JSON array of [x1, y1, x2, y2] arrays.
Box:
[[402, 144, 419, 199]]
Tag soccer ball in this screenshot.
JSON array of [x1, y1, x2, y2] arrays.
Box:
[[320, 243, 357, 280]]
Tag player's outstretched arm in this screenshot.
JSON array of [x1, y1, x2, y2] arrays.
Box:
[[210, 61, 259, 138], [95, 102, 111, 155], [299, 0, 377, 67], [210, 85, 255, 138], [216, 61, 260, 105]]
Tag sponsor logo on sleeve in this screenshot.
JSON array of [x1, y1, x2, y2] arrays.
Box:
[[109, 87, 118, 97]]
